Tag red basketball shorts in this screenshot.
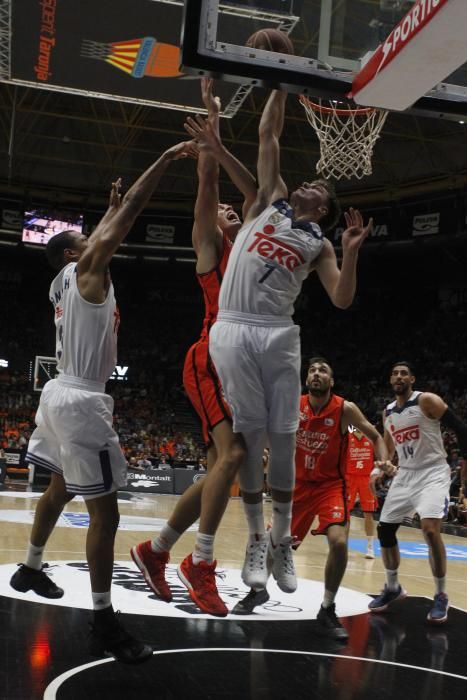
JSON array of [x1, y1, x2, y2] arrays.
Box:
[[347, 474, 377, 512], [183, 339, 231, 444], [291, 478, 347, 540]]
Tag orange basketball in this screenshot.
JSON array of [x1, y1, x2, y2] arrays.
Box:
[[246, 28, 294, 55]]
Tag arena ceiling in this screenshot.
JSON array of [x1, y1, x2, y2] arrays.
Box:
[[0, 1, 466, 213]]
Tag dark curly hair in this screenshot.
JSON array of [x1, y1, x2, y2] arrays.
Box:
[[45, 230, 80, 270]]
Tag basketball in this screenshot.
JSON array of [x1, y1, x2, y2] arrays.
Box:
[[246, 28, 294, 55]]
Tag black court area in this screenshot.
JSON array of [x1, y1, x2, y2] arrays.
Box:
[[2, 594, 467, 700]]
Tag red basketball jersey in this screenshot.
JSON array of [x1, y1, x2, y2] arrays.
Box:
[[197, 232, 233, 341], [346, 430, 374, 476], [295, 394, 347, 482]]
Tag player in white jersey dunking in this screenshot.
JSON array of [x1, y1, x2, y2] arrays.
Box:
[[9, 139, 194, 663], [369, 361, 467, 624], [202, 89, 372, 593]]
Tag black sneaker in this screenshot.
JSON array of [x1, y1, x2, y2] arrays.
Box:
[[316, 604, 349, 641], [231, 588, 270, 615], [89, 612, 153, 665], [10, 563, 64, 599]]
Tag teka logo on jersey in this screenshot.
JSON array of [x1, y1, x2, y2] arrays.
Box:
[[391, 424, 420, 444], [248, 230, 305, 271]]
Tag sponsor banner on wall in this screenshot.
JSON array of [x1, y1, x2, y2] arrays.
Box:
[[334, 221, 390, 243], [83, 210, 191, 246], [9, 0, 259, 115], [1, 208, 22, 230], [145, 224, 175, 244], [439, 286, 467, 309], [412, 212, 440, 236], [4, 449, 24, 466], [123, 469, 174, 494]]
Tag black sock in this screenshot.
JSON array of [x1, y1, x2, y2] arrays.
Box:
[[93, 605, 116, 628]]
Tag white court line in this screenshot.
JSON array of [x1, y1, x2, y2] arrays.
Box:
[[43, 647, 467, 699]]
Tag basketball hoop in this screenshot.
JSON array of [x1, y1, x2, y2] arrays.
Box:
[[299, 96, 388, 181]]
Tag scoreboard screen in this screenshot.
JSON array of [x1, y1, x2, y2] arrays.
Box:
[[23, 209, 83, 245]]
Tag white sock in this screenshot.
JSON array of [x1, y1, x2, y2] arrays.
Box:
[[322, 589, 336, 608], [193, 533, 215, 565], [434, 576, 446, 595], [243, 502, 266, 542], [92, 591, 112, 611], [270, 499, 292, 546], [26, 543, 44, 571], [385, 569, 399, 592], [151, 524, 181, 553]]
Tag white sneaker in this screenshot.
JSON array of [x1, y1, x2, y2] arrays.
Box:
[[269, 535, 297, 593], [365, 545, 375, 560], [241, 536, 269, 589]]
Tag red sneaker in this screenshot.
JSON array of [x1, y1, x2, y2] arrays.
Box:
[[131, 541, 172, 602], [177, 554, 228, 617]]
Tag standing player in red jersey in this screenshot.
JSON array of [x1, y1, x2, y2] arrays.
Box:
[[346, 426, 378, 559], [131, 79, 257, 616], [234, 357, 393, 638]]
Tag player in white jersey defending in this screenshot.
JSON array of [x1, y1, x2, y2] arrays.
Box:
[[9, 139, 194, 664], [187, 90, 372, 593], [369, 361, 467, 624]]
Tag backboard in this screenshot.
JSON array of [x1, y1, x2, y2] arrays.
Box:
[[33, 356, 58, 392], [180, 0, 467, 120]]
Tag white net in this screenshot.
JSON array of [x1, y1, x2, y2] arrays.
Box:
[[299, 97, 388, 181]]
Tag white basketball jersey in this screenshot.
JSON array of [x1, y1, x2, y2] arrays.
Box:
[[218, 200, 324, 317], [49, 262, 119, 384], [384, 391, 447, 470]]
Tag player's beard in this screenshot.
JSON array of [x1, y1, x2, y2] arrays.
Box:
[[307, 382, 330, 397], [393, 382, 410, 397]]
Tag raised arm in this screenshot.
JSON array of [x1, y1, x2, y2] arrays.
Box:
[[77, 140, 194, 302], [185, 114, 257, 221], [190, 80, 222, 271], [243, 90, 288, 224], [314, 208, 372, 309], [185, 79, 257, 220]]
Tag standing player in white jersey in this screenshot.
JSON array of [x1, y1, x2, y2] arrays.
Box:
[[9, 139, 194, 664], [203, 89, 372, 592], [369, 361, 467, 624]]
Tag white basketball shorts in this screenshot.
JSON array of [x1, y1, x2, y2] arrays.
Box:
[[26, 376, 127, 499], [380, 464, 450, 522], [209, 318, 301, 434]]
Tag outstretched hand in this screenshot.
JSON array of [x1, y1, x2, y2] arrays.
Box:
[[109, 178, 122, 210], [201, 77, 221, 117], [375, 460, 397, 478], [341, 208, 373, 254], [165, 139, 199, 161], [369, 461, 397, 496], [184, 114, 222, 155]]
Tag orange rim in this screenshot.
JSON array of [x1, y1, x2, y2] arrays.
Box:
[[299, 94, 377, 116]]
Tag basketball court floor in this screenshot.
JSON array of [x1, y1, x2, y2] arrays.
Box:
[[1, 482, 466, 699]]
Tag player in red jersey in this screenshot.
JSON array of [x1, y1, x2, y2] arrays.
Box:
[[131, 80, 257, 616], [346, 426, 377, 559], [234, 357, 393, 637]]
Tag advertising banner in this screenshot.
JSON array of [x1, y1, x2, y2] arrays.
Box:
[[9, 0, 255, 115]]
